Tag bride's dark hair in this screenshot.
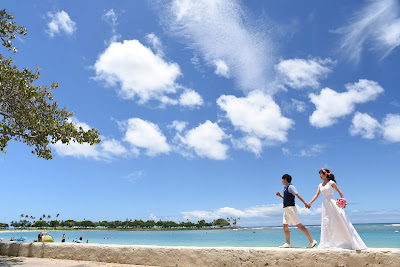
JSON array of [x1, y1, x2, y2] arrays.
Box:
[[319, 168, 337, 183]]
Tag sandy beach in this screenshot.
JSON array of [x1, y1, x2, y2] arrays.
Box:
[[0, 256, 154, 266], [1, 242, 400, 267]]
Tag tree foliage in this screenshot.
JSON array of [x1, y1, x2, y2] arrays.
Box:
[[7, 217, 230, 229], [0, 9, 100, 159]]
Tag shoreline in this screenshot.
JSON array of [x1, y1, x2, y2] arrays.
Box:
[[0, 227, 241, 233], [1, 242, 399, 266]]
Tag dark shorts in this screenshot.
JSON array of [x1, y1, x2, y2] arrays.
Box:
[[61, 239, 65, 242]]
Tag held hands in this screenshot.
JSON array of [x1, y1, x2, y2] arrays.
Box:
[[304, 203, 311, 209]]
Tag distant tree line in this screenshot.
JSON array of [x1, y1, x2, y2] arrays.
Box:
[[1, 214, 240, 230]]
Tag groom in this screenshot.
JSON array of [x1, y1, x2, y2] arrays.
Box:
[[276, 174, 317, 248]]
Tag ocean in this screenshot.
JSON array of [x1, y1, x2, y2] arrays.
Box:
[[1, 223, 399, 248]]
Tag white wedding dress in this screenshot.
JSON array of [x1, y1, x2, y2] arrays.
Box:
[[318, 180, 367, 250]]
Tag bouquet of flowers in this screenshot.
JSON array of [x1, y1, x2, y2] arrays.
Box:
[[336, 198, 347, 208]]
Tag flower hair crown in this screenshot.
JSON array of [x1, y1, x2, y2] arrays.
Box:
[[321, 168, 332, 176]]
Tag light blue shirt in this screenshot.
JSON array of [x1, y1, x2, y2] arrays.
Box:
[[284, 184, 298, 196]]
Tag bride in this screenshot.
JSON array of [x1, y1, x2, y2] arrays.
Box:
[[308, 168, 367, 250]]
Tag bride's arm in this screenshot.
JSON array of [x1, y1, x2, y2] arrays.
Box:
[[331, 183, 344, 198], [308, 187, 321, 206]]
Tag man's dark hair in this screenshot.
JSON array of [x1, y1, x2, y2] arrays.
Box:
[[282, 174, 292, 183]]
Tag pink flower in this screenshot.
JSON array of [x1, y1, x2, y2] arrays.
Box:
[[336, 198, 347, 208]]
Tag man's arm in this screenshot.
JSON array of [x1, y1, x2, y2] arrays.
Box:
[[296, 194, 310, 208], [276, 192, 284, 199]]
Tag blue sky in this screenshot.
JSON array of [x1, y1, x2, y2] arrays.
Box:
[[1, 0, 400, 226]]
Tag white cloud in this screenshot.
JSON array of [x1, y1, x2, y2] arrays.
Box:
[[160, 0, 276, 92], [275, 58, 335, 89], [94, 38, 203, 107], [94, 39, 181, 103], [100, 139, 128, 156], [149, 214, 160, 221], [291, 99, 307, 113], [123, 118, 170, 156], [53, 141, 101, 159], [145, 33, 163, 56], [52, 118, 129, 160], [168, 120, 188, 133], [382, 114, 400, 142], [102, 9, 121, 44], [181, 204, 321, 221], [350, 112, 381, 139], [350, 112, 400, 143], [281, 145, 324, 157], [46, 11, 77, 38], [334, 0, 400, 62], [309, 79, 384, 128], [214, 59, 230, 78], [299, 144, 324, 157], [179, 89, 204, 107], [232, 136, 263, 155], [177, 120, 229, 160], [282, 148, 291, 155], [124, 170, 146, 183], [217, 90, 294, 155]]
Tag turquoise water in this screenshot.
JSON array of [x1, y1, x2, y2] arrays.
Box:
[[1, 224, 399, 248]]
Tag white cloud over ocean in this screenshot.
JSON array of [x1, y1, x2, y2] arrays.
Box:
[[181, 204, 321, 221]]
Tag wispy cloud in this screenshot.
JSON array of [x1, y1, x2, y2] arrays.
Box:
[[124, 170, 146, 183], [102, 9, 121, 45], [46, 10, 77, 38], [334, 0, 400, 62], [309, 79, 384, 128], [290, 99, 307, 113], [158, 0, 276, 93], [283, 145, 324, 157]]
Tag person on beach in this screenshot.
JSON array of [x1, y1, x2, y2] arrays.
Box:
[[276, 174, 317, 248], [307, 168, 367, 250], [61, 233, 66, 242]]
